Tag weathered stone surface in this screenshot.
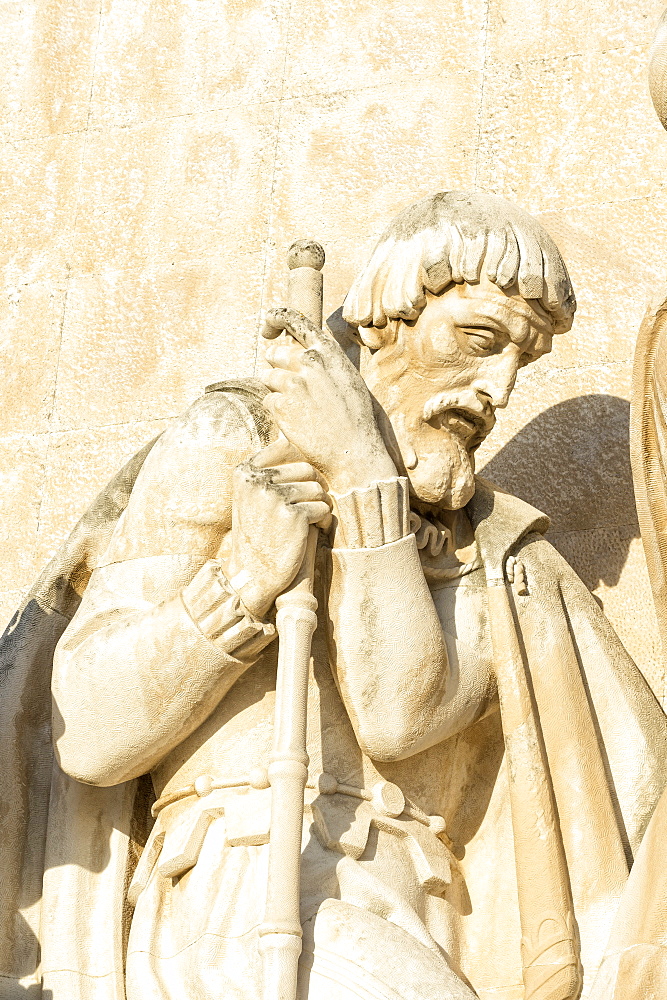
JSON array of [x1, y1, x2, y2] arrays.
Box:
[[488, 0, 667, 65], [477, 44, 667, 214], [0, 434, 48, 593], [0, 132, 84, 284], [51, 256, 263, 433], [34, 418, 169, 570], [69, 104, 278, 275], [0, 0, 99, 142], [88, 0, 290, 128], [282, 0, 487, 99], [0, 278, 67, 435]]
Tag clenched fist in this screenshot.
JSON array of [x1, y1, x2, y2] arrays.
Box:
[[226, 434, 332, 618], [261, 308, 397, 494]]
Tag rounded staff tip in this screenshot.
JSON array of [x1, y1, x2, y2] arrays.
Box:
[[287, 239, 325, 271]]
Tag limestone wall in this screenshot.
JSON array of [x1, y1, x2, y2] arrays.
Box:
[[2, 0, 667, 697]]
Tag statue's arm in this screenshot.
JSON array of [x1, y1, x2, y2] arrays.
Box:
[[52, 556, 275, 786], [52, 393, 275, 786], [326, 482, 490, 762]]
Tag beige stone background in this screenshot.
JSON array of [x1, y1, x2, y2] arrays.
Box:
[[2, 0, 667, 698]]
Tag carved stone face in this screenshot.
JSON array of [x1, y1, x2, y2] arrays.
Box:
[[361, 273, 555, 509]]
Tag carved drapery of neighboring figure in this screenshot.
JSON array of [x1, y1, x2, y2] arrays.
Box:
[[587, 284, 667, 999], [586, 19, 667, 993]]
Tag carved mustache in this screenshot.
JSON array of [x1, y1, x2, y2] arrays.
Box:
[[422, 391, 496, 440]]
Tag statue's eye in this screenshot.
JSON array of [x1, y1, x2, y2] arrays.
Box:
[[463, 329, 496, 353]]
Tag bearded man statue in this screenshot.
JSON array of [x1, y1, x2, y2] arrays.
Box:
[[2, 191, 666, 1000]]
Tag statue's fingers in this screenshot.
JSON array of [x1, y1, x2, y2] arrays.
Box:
[[260, 368, 306, 394], [263, 336, 305, 372], [251, 432, 304, 470], [266, 462, 326, 486], [262, 307, 339, 356], [262, 307, 312, 346], [260, 370, 321, 447], [276, 481, 331, 505], [294, 500, 332, 528]]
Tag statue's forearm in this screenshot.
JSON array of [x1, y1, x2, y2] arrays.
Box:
[[327, 477, 457, 761], [52, 559, 274, 786], [328, 535, 497, 760], [328, 534, 451, 761]]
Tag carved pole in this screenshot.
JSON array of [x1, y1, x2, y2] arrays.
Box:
[[258, 240, 325, 1000]]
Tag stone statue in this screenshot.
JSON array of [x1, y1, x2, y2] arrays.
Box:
[[574, 17, 667, 997], [2, 191, 667, 1000]]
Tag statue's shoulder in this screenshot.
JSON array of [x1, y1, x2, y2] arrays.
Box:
[[467, 476, 550, 575], [202, 377, 274, 446], [468, 479, 590, 596], [151, 377, 274, 462]]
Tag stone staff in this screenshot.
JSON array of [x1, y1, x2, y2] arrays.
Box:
[[258, 240, 325, 1000]]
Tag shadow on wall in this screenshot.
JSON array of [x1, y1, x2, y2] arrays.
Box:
[[479, 394, 639, 590]]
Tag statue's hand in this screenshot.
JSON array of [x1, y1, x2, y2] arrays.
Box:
[[261, 308, 397, 494], [227, 434, 331, 618]]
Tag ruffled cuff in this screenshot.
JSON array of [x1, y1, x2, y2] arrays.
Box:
[[332, 477, 410, 549], [181, 561, 276, 660]]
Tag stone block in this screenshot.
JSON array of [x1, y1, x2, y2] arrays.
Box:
[[51, 253, 264, 433], [0, 132, 85, 284], [88, 0, 290, 128], [68, 102, 278, 275], [477, 44, 667, 215], [0, 0, 99, 142], [283, 0, 487, 100], [0, 278, 67, 436], [536, 200, 667, 370], [487, 0, 666, 65], [0, 434, 48, 592]]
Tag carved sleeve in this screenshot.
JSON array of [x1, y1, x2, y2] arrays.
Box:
[[52, 391, 272, 787], [52, 554, 276, 787], [326, 478, 453, 762], [331, 477, 410, 548], [182, 559, 275, 656]]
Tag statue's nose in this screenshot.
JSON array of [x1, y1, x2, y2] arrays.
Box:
[[472, 367, 517, 410]]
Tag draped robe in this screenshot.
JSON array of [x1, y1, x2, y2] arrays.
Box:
[[1, 380, 666, 999]]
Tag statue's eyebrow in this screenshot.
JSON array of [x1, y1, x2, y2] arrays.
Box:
[[488, 302, 554, 344], [460, 306, 524, 343], [456, 295, 553, 345]]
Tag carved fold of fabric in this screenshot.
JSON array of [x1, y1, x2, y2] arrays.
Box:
[[485, 581, 582, 1000], [332, 477, 410, 548], [181, 560, 275, 659]]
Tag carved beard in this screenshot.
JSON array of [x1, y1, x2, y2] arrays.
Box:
[[376, 405, 479, 510], [408, 424, 476, 509]]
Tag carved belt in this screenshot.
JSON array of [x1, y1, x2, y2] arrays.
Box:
[[130, 771, 455, 903], [151, 769, 451, 844]]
